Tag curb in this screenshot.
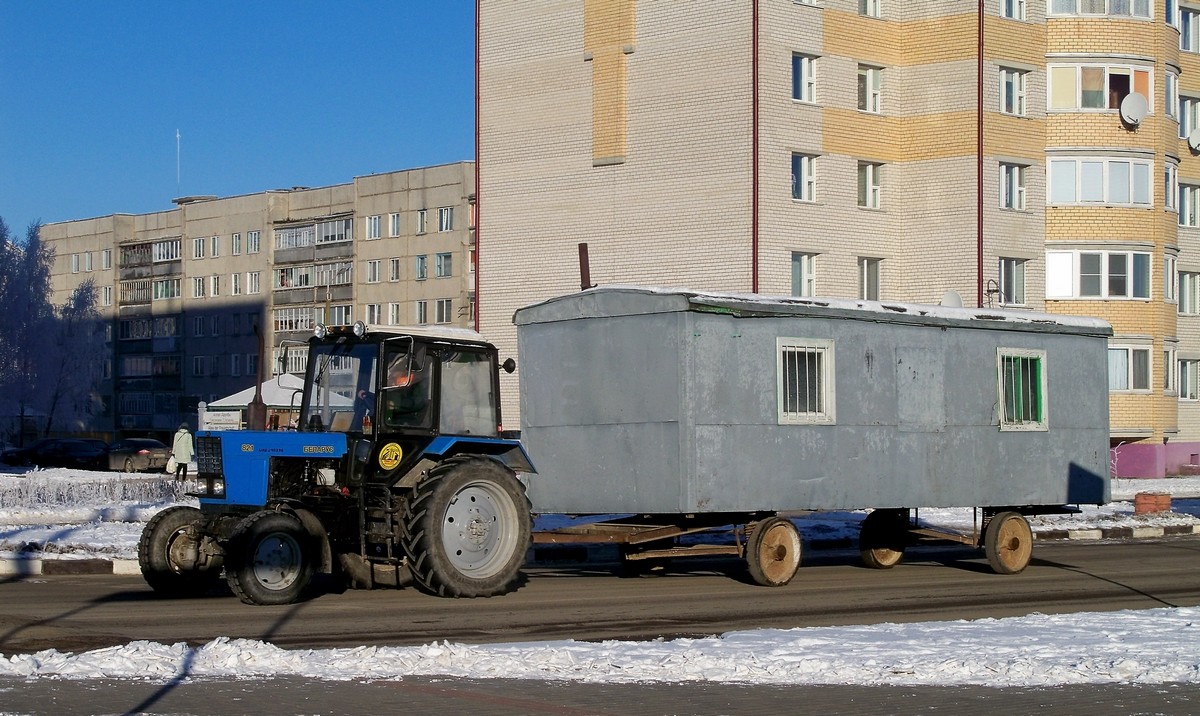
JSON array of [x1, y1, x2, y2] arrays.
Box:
[[4, 525, 1199, 577]]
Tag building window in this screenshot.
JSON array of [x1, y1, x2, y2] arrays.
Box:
[[1109, 345, 1151, 392], [1166, 163, 1179, 212], [1165, 347, 1178, 393], [1181, 184, 1200, 226], [1050, 0, 1150, 18], [1181, 97, 1200, 137], [84, 252, 93, 272], [152, 278, 180, 300], [211, 316, 220, 336], [1180, 271, 1200, 314], [152, 239, 181, 263], [365, 303, 381, 324], [1000, 68, 1027, 115], [437, 207, 454, 232], [1165, 256, 1178, 303], [858, 0, 881, 18], [101, 286, 112, 306], [1183, 8, 1200, 53], [792, 54, 816, 103], [1000, 163, 1026, 210], [791, 252, 816, 297], [1048, 64, 1151, 111], [998, 349, 1047, 431], [192, 238, 205, 259], [435, 252, 453, 278], [1046, 250, 1151, 299], [389, 258, 401, 282], [231, 273, 242, 295], [232, 233, 242, 255], [193, 316, 205, 337], [859, 257, 881, 300], [248, 271, 261, 294], [192, 277, 206, 298], [1048, 158, 1152, 206], [999, 258, 1026, 305], [317, 219, 352, 244], [1001, 0, 1025, 20], [366, 215, 381, 240], [273, 307, 314, 333], [211, 274, 220, 297], [1167, 72, 1179, 119], [388, 302, 401, 325], [435, 298, 453, 324], [791, 153, 816, 201], [366, 259, 381, 283], [70, 254, 79, 273], [389, 212, 401, 237], [416, 209, 428, 234], [1180, 359, 1200, 400], [857, 65, 882, 113], [415, 254, 428, 280], [777, 337, 836, 425], [230, 354, 241, 378], [858, 162, 882, 208], [101, 249, 112, 270], [330, 304, 352, 325], [211, 236, 220, 258], [247, 230, 261, 254]]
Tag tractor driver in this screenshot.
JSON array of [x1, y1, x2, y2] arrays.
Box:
[[382, 351, 431, 429]]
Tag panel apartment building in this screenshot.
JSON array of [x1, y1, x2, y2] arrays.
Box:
[[477, 0, 1200, 477], [44, 162, 476, 440]]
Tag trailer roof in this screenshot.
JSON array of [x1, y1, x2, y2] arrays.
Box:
[[514, 286, 1113, 336]]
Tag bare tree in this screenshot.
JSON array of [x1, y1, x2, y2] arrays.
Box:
[[42, 278, 102, 433]]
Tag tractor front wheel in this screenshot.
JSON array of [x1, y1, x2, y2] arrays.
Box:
[[225, 511, 314, 605]]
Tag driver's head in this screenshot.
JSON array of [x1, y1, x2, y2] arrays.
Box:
[[388, 363, 416, 388]]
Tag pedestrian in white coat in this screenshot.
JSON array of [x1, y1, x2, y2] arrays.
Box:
[[172, 423, 194, 481]]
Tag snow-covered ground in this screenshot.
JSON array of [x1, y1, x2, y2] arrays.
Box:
[[2, 466, 1199, 686]]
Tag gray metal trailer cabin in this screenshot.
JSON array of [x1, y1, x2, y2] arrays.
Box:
[[514, 287, 1112, 517]]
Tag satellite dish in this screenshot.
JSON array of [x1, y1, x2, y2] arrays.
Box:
[[940, 290, 963, 308], [1119, 92, 1148, 126], [1188, 129, 1200, 152]]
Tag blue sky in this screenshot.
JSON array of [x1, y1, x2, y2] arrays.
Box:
[[0, 2, 476, 235]]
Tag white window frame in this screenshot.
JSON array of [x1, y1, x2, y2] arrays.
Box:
[[365, 303, 381, 324], [1165, 256, 1178, 303], [1179, 271, 1200, 314], [388, 302, 401, 325], [997, 348, 1048, 431], [999, 257, 1027, 306], [1165, 346, 1178, 394], [248, 271, 261, 294], [1167, 71, 1179, 119], [791, 153, 816, 201], [231, 273, 242, 296], [1180, 358, 1200, 400], [1049, 0, 1150, 18], [792, 53, 816, 103], [858, 162, 882, 208], [777, 337, 836, 425], [1048, 64, 1153, 112], [858, 0, 881, 18], [435, 252, 453, 278], [247, 230, 261, 254], [389, 258, 401, 282], [1001, 0, 1026, 20], [232, 233, 242, 255], [192, 238, 205, 260], [1000, 163, 1027, 210], [416, 209, 428, 235], [101, 286, 112, 306], [211, 236, 220, 258], [859, 257, 881, 300], [415, 300, 428, 325], [791, 252, 816, 297], [1181, 96, 1200, 137], [1047, 157, 1152, 206], [438, 207, 454, 232], [389, 212, 401, 237], [366, 215, 381, 240], [435, 298, 453, 324], [1045, 250, 1152, 299], [1109, 345, 1152, 392], [192, 277, 206, 298], [1000, 68, 1027, 116], [857, 65, 882, 113], [415, 254, 428, 280], [101, 249, 112, 270], [1183, 7, 1200, 53], [1166, 163, 1179, 212], [366, 259, 381, 283], [1181, 184, 1200, 226]]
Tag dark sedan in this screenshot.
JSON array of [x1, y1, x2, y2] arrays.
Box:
[[106, 438, 171, 473], [0, 438, 108, 469]]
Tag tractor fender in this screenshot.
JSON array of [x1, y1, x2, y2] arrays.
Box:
[[276, 504, 334, 575]]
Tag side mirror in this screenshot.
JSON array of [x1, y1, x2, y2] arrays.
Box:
[[501, 358, 517, 374]]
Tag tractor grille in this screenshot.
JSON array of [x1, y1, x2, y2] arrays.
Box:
[[195, 435, 224, 475]]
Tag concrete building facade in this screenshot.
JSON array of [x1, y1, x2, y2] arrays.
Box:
[[44, 162, 476, 440], [477, 0, 1198, 476]]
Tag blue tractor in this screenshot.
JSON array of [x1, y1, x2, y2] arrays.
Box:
[[137, 322, 534, 605]]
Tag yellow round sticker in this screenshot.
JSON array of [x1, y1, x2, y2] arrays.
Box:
[[378, 442, 404, 471]]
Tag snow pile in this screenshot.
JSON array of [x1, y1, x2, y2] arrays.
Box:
[[2, 607, 1198, 686], [0, 469, 186, 509]]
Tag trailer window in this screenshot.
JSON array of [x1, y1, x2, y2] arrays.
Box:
[[998, 349, 1047, 431], [777, 338, 836, 425]]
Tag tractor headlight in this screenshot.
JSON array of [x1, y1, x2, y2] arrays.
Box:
[[352, 320, 367, 337], [207, 477, 225, 497], [314, 324, 328, 339]]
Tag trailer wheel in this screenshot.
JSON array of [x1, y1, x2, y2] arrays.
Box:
[[138, 506, 223, 597], [984, 511, 1033, 575], [225, 511, 314, 605], [402, 456, 532, 598], [859, 509, 908, 569], [745, 517, 802, 587]]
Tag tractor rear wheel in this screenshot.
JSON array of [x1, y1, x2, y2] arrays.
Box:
[[402, 456, 532, 597], [138, 506, 223, 597], [225, 511, 314, 605]]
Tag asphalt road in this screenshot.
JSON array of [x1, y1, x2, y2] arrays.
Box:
[[2, 537, 1200, 655]]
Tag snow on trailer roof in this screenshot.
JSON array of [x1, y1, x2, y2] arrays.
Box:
[[515, 285, 1113, 336]]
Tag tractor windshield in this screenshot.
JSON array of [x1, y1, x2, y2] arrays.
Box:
[[300, 341, 378, 433]]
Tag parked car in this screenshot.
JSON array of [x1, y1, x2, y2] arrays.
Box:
[[106, 438, 171, 473], [0, 438, 108, 469]]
